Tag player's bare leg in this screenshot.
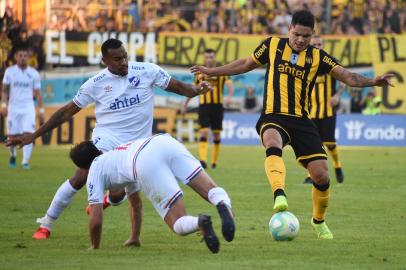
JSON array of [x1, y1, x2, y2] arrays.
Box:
[[164, 197, 219, 253], [187, 170, 235, 242], [33, 168, 88, 239]]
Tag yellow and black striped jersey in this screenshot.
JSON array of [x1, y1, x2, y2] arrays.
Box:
[[194, 74, 231, 105], [309, 74, 337, 119], [252, 37, 340, 118]]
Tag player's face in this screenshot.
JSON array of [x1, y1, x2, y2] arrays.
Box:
[[204, 52, 216, 67], [288, 24, 314, 52], [15, 50, 28, 67], [103, 46, 128, 76], [310, 37, 323, 50]]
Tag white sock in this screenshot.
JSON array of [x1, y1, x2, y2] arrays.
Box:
[[44, 180, 78, 228], [22, 143, 33, 164], [208, 187, 232, 209], [106, 191, 127, 206], [173, 216, 199, 236], [9, 146, 16, 157]]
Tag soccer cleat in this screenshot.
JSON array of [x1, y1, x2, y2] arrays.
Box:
[[216, 202, 235, 242], [303, 177, 313, 184], [32, 227, 51, 240], [311, 219, 334, 239], [198, 215, 220, 253], [200, 160, 207, 169], [273, 195, 288, 212], [335, 168, 344, 183], [9, 156, 16, 168], [211, 163, 217, 169], [86, 194, 111, 215], [22, 163, 30, 170]]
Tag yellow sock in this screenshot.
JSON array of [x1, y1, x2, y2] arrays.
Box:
[[312, 185, 330, 222], [264, 155, 286, 194], [198, 139, 208, 162], [326, 144, 341, 168], [211, 141, 220, 165]]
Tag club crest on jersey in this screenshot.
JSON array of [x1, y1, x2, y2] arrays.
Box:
[[128, 76, 140, 87], [290, 53, 299, 65], [104, 85, 112, 92]]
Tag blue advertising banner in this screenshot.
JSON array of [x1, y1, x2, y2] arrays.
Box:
[[220, 113, 406, 146]]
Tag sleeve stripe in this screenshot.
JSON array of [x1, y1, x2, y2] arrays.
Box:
[[251, 54, 262, 65]]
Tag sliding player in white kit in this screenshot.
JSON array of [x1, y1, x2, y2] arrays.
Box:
[[7, 39, 213, 242], [70, 134, 235, 253], [1, 46, 44, 169]]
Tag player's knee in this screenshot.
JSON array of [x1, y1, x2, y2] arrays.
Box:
[[311, 170, 330, 185], [266, 147, 282, 157], [213, 139, 221, 144], [69, 170, 88, 189], [199, 136, 208, 142]]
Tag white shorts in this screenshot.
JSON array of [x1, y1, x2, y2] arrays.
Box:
[[134, 134, 203, 219], [7, 110, 36, 135], [92, 131, 143, 152]]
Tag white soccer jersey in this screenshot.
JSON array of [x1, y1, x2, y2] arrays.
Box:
[[73, 62, 171, 142], [2, 65, 41, 112]]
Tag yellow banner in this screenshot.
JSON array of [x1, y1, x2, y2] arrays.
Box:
[[370, 35, 406, 114], [158, 32, 371, 67]]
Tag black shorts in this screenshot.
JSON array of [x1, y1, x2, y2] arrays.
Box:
[[256, 113, 327, 167], [198, 104, 224, 131], [311, 116, 336, 144]]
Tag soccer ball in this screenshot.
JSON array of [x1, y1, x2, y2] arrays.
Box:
[[269, 211, 300, 241]]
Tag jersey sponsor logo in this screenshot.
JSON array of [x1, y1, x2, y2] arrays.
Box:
[[104, 85, 112, 92], [128, 76, 141, 87], [109, 95, 141, 110], [254, 44, 267, 59], [322, 56, 337, 68], [12, 81, 30, 88], [289, 53, 299, 65], [131, 66, 145, 70], [93, 73, 106, 82], [278, 63, 306, 79], [88, 182, 94, 197]]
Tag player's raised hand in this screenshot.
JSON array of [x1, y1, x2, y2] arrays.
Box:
[[6, 133, 34, 148], [190, 65, 212, 76], [374, 73, 395, 87], [195, 81, 213, 95]]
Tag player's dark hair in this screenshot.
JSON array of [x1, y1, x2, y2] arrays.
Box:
[[291, 10, 315, 29], [14, 46, 29, 53], [101, 38, 123, 57], [70, 141, 102, 170], [205, 48, 216, 54]]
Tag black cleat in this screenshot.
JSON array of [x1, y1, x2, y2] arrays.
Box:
[[200, 160, 207, 169], [9, 156, 16, 168], [216, 202, 235, 242], [211, 163, 217, 169], [335, 167, 344, 183], [303, 177, 313, 184], [198, 215, 219, 253]]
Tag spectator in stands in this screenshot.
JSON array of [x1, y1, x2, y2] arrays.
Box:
[[272, 7, 292, 35], [362, 90, 382, 115], [350, 88, 364, 113], [242, 85, 260, 113]]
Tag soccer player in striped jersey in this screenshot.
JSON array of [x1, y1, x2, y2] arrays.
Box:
[[191, 10, 394, 239], [182, 49, 234, 169], [304, 35, 345, 184]]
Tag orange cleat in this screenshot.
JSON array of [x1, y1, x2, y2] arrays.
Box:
[[32, 227, 51, 240], [86, 194, 111, 215]]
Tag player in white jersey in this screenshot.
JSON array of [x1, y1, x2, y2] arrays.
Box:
[[7, 39, 213, 242], [70, 134, 235, 253], [1, 46, 44, 169]]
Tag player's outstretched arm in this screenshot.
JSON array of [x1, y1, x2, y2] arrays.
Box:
[[124, 192, 143, 247], [89, 204, 103, 249], [331, 66, 394, 88], [165, 78, 213, 97], [6, 101, 81, 147], [190, 56, 259, 76]]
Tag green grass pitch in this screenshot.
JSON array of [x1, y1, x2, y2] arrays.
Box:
[[1, 145, 405, 270]]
